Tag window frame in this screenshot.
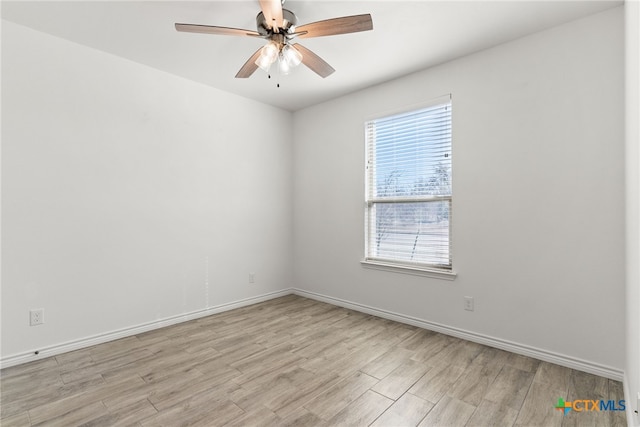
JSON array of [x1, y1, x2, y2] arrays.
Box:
[[362, 95, 456, 279]]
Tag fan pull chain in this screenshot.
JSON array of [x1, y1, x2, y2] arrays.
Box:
[[270, 64, 279, 88], [265, 73, 279, 87]]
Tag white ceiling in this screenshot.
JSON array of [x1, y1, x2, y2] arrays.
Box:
[[1, 0, 621, 111]]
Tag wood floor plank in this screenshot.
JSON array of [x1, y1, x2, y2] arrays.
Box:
[[360, 347, 415, 380], [370, 392, 434, 427], [466, 399, 519, 427], [417, 395, 476, 427], [292, 331, 348, 359], [238, 365, 315, 394], [408, 361, 467, 404], [304, 344, 387, 378], [336, 343, 391, 374], [0, 412, 31, 427], [303, 371, 379, 420], [271, 371, 343, 418], [277, 407, 329, 427], [410, 334, 457, 362], [147, 369, 241, 411], [469, 346, 511, 370], [398, 329, 438, 351], [222, 404, 280, 427], [1, 370, 64, 403], [0, 295, 626, 427], [231, 351, 305, 386], [205, 342, 266, 367], [88, 336, 147, 363], [59, 348, 154, 384], [230, 342, 296, 372], [514, 380, 565, 426], [101, 369, 202, 411], [483, 365, 535, 410], [298, 342, 355, 373], [81, 398, 158, 426], [327, 390, 393, 426], [446, 359, 502, 406], [533, 361, 572, 391], [140, 394, 244, 426], [30, 400, 109, 427], [328, 312, 374, 333], [229, 383, 288, 414], [505, 352, 542, 373], [1, 374, 106, 419], [422, 339, 483, 369], [54, 348, 95, 371], [343, 324, 400, 351], [27, 376, 145, 425], [137, 347, 222, 383], [229, 367, 339, 417], [0, 358, 59, 380], [371, 359, 430, 400]]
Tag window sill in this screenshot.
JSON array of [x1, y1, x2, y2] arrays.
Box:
[[360, 259, 457, 280]]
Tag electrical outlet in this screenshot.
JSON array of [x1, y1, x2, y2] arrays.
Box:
[[464, 297, 474, 312], [30, 309, 44, 326], [249, 273, 255, 284]]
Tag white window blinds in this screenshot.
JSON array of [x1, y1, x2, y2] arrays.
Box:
[[365, 97, 452, 270]]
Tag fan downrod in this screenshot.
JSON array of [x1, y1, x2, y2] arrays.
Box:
[[256, 9, 297, 36]]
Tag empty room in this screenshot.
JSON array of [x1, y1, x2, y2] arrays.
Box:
[[1, 0, 639, 426]]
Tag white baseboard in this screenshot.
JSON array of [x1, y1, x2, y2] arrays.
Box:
[[0, 289, 292, 370], [292, 288, 625, 382], [2, 287, 625, 384]]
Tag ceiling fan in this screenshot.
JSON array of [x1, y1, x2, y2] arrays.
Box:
[[175, 0, 373, 79]]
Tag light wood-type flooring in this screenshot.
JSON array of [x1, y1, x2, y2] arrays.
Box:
[[0, 295, 627, 426]]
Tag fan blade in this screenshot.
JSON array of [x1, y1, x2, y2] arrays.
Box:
[[291, 44, 335, 78], [235, 48, 263, 78], [175, 23, 260, 37], [259, 0, 284, 31], [296, 14, 373, 39]]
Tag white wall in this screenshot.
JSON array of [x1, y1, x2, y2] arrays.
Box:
[[625, 0, 640, 423], [293, 7, 625, 373], [1, 4, 629, 386], [1, 21, 293, 361]]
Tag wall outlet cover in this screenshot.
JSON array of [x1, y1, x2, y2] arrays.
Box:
[[30, 309, 44, 326]]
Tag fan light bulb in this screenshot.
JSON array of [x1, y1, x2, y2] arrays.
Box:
[[255, 55, 273, 72], [282, 44, 302, 68], [255, 42, 279, 72], [279, 53, 292, 75]]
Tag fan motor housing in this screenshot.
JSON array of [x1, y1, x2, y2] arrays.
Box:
[[256, 9, 297, 36]]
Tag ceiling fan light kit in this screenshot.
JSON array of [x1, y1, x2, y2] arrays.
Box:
[[175, 0, 373, 81], [253, 28, 302, 75]]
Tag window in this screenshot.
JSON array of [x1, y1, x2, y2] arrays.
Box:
[[364, 96, 452, 273]]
